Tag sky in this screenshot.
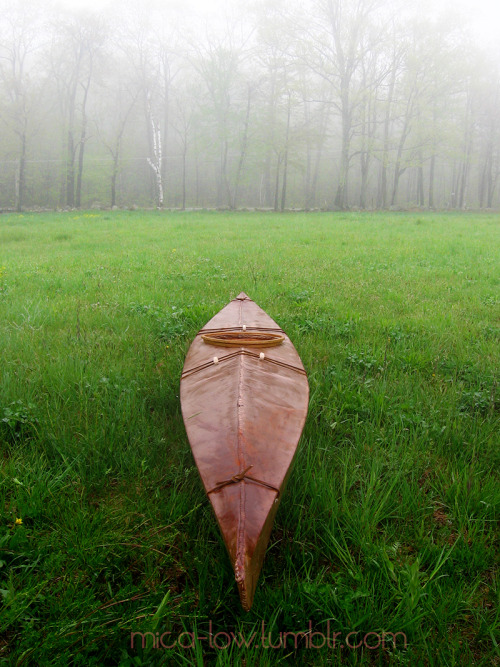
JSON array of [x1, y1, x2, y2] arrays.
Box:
[[54, 0, 500, 48], [423, 0, 500, 47]]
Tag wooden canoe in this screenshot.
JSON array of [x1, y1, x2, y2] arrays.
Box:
[[180, 292, 309, 610]]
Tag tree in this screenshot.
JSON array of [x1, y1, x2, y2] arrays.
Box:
[[188, 16, 255, 208], [304, 0, 385, 209], [0, 0, 498, 211], [0, 1, 44, 211], [146, 94, 164, 207], [474, 60, 500, 208], [94, 55, 140, 208], [190, 39, 238, 207], [375, 27, 405, 208], [49, 11, 105, 207]]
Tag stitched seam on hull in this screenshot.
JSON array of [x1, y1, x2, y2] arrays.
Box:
[[238, 579, 249, 611], [235, 298, 246, 587]]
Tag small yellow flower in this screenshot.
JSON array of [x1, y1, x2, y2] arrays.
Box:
[[432, 373, 435, 377], [15, 518, 23, 526]]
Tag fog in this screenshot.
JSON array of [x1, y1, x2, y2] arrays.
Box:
[[1, 0, 499, 211]]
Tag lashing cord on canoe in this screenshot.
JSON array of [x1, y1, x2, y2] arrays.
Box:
[[181, 349, 307, 379], [197, 326, 285, 335], [207, 465, 280, 497], [201, 331, 285, 347]]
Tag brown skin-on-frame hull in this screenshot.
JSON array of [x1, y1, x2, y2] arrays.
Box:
[[180, 293, 309, 611]]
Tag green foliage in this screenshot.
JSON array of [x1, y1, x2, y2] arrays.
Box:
[[1, 400, 38, 444], [0, 210, 498, 665]]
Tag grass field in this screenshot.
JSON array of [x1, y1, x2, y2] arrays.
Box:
[[0, 210, 498, 666]]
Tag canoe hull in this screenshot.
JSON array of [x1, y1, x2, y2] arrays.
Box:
[[180, 293, 309, 610]]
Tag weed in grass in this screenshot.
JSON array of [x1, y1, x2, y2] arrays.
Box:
[[458, 390, 497, 415], [1, 400, 39, 445]]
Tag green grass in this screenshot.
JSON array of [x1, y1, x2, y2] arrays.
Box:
[[0, 210, 498, 666]]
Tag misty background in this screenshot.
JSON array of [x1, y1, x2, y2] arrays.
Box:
[[1, 0, 499, 212]]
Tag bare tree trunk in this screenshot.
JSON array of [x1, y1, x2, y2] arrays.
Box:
[[111, 151, 119, 208], [303, 93, 312, 210], [359, 81, 376, 210], [263, 154, 273, 207], [360, 159, 369, 209], [310, 147, 323, 209], [458, 137, 472, 209], [280, 92, 291, 212], [162, 61, 170, 205], [195, 151, 199, 207], [274, 152, 282, 211], [377, 52, 397, 208], [75, 127, 86, 209], [479, 154, 487, 208], [221, 139, 232, 207], [233, 84, 252, 209], [427, 102, 437, 208], [480, 125, 496, 208], [147, 104, 164, 208], [458, 157, 470, 209], [417, 161, 425, 207], [15, 131, 27, 212], [106, 93, 137, 208], [303, 87, 329, 210], [63, 39, 85, 209], [66, 128, 75, 207], [458, 90, 474, 209], [487, 155, 497, 208], [335, 86, 351, 209], [391, 95, 413, 206], [450, 162, 457, 209], [263, 70, 277, 207], [181, 139, 187, 210], [309, 101, 331, 209], [75, 73, 91, 209], [428, 154, 436, 208], [391, 138, 407, 207]]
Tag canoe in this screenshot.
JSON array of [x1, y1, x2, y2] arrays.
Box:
[[180, 292, 309, 610]]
